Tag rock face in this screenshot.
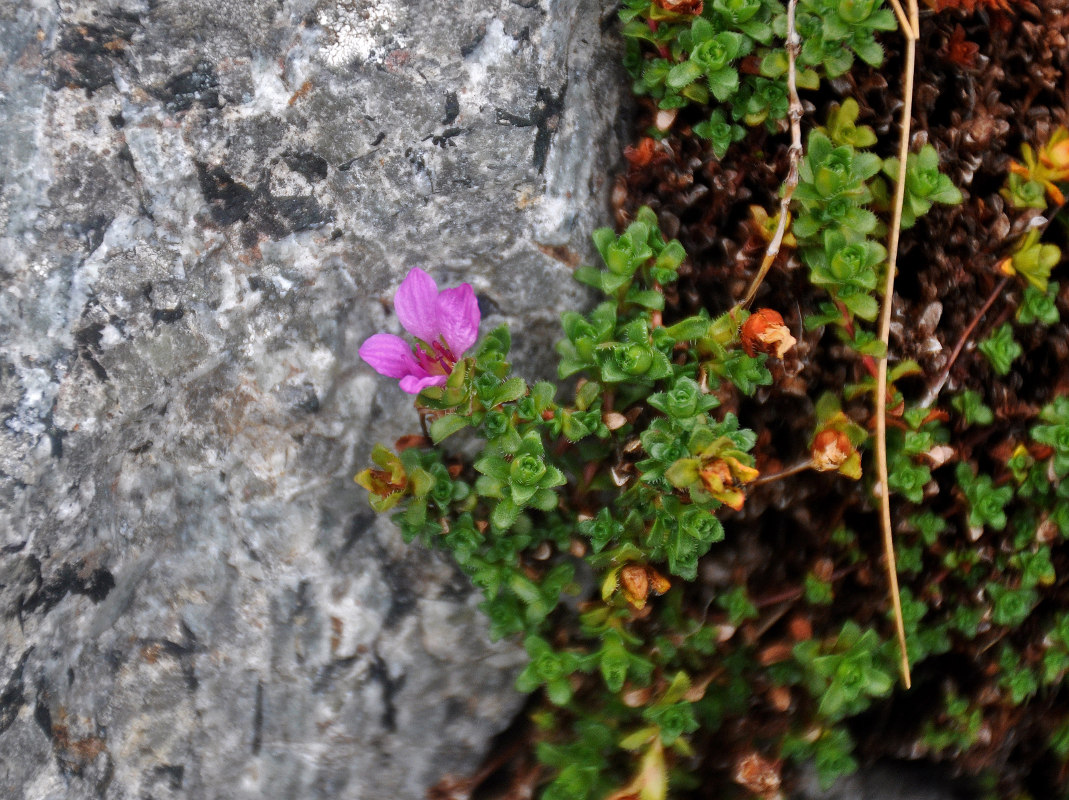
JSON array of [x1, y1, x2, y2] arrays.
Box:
[[0, 0, 625, 797]]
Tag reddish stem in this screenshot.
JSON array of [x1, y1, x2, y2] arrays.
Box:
[[921, 275, 1009, 406]]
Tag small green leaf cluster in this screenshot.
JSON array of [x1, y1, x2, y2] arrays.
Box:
[[794, 131, 882, 240], [894, 588, 951, 663], [475, 431, 567, 531], [817, 98, 876, 149], [919, 688, 982, 755], [885, 409, 948, 504], [620, 0, 895, 139], [1041, 614, 1069, 686], [769, 0, 894, 80], [795, 121, 960, 361], [622, 2, 781, 120], [1033, 396, 1069, 478], [793, 621, 895, 721], [956, 462, 1013, 532], [781, 726, 858, 789], [693, 108, 746, 158], [882, 144, 964, 229], [1017, 281, 1060, 326], [951, 390, 993, 426], [978, 322, 1022, 376], [1003, 229, 1062, 293], [998, 645, 1039, 703]]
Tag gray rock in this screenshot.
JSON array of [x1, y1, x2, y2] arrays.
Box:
[[0, 0, 625, 797], [793, 760, 974, 800]]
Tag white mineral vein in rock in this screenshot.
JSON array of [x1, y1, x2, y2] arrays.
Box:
[[319, 0, 406, 68]]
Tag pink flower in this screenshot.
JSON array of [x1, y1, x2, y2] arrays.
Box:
[[359, 268, 481, 394]]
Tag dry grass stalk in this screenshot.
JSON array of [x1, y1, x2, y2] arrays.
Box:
[[876, 0, 921, 689]]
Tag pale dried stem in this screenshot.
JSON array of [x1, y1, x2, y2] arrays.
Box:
[[876, 0, 920, 690], [886, 0, 915, 39], [739, 0, 804, 310]]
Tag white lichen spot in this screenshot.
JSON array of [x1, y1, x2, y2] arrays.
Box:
[[318, 0, 407, 68], [463, 19, 517, 107]]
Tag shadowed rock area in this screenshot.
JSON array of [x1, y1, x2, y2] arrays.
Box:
[[0, 0, 624, 796]]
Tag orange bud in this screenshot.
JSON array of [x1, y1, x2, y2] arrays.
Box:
[[741, 309, 796, 358], [619, 565, 671, 610], [620, 565, 650, 607], [648, 568, 671, 596]]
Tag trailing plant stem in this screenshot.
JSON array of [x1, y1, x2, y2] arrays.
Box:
[[877, 0, 920, 690], [739, 0, 804, 310], [748, 459, 813, 486], [921, 275, 1010, 407]]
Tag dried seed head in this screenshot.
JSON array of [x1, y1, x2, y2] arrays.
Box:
[[741, 309, 796, 358], [733, 751, 782, 798], [811, 429, 853, 472]]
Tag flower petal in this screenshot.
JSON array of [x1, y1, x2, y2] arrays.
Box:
[[394, 267, 441, 344], [358, 333, 420, 379], [436, 283, 481, 356], [399, 373, 448, 394]]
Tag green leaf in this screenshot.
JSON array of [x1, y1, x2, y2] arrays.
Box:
[[852, 37, 883, 66], [429, 414, 469, 443], [475, 455, 511, 481], [666, 315, 711, 341], [493, 376, 527, 405], [667, 60, 704, 89], [707, 67, 740, 101], [492, 497, 520, 530], [841, 291, 879, 321]]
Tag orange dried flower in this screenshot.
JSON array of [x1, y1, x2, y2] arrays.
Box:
[[624, 137, 671, 170], [733, 752, 782, 798], [652, 0, 704, 14], [741, 309, 796, 359], [698, 457, 759, 511], [810, 429, 853, 472]]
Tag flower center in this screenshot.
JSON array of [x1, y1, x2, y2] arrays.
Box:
[[415, 339, 459, 377]]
